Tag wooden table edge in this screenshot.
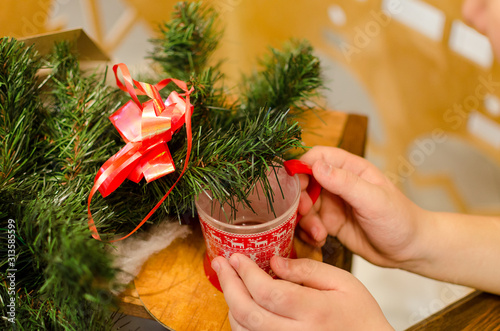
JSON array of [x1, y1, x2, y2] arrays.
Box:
[[405, 290, 500, 330]]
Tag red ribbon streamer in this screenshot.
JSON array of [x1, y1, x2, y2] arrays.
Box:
[[87, 63, 194, 242]]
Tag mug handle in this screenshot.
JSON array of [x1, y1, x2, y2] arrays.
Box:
[[283, 159, 322, 221]]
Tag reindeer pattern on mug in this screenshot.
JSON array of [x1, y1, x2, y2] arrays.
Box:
[[200, 208, 299, 273]]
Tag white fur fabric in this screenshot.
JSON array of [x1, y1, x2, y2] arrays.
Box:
[[110, 221, 191, 291]]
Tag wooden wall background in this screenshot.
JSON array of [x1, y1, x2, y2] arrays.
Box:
[[3, 0, 500, 215]]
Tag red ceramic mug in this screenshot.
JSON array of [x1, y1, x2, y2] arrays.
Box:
[[195, 160, 320, 291]]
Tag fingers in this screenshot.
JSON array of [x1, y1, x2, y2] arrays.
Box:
[[211, 256, 257, 312], [300, 146, 368, 175], [311, 160, 386, 213], [298, 176, 328, 246], [228, 311, 250, 331], [297, 211, 327, 247], [298, 188, 348, 242], [298, 145, 390, 227], [298, 173, 309, 191], [212, 256, 297, 330], [298, 189, 313, 217], [216, 254, 365, 330], [271, 256, 355, 291], [223, 254, 317, 319], [300, 146, 386, 185]]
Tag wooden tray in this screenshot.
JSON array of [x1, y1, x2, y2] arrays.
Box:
[[134, 226, 321, 330]]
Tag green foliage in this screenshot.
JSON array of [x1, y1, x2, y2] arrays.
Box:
[[149, 1, 222, 80], [0, 1, 325, 329], [44, 42, 122, 178], [0, 38, 45, 206], [241, 39, 323, 114], [186, 108, 302, 217], [2, 185, 119, 331], [133, 2, 324, 222], [0, 39, 120, 330]]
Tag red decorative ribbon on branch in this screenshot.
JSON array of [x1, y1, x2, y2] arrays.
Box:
[[87, 63, 194, 242]]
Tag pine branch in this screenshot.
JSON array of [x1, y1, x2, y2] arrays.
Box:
[[186, 107, 303, 218], [1, 39, 121, 330], [2, 183, 119, 330], [43, 42, 123, 181], [131, 2, 324, 223], [0, 38, 46, 205], [148, 1, 222, 80], [240, 39, 324, 115]]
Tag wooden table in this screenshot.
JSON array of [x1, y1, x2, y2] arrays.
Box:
[[407, 291, 500, 330], [117, 110, 367, 329]]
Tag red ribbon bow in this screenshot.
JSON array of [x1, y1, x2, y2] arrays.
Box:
[[87, 63, 194, 242]]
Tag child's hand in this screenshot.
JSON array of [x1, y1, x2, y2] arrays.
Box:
[[297, 146, 429, 269], [212, 253, 393, 331]]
